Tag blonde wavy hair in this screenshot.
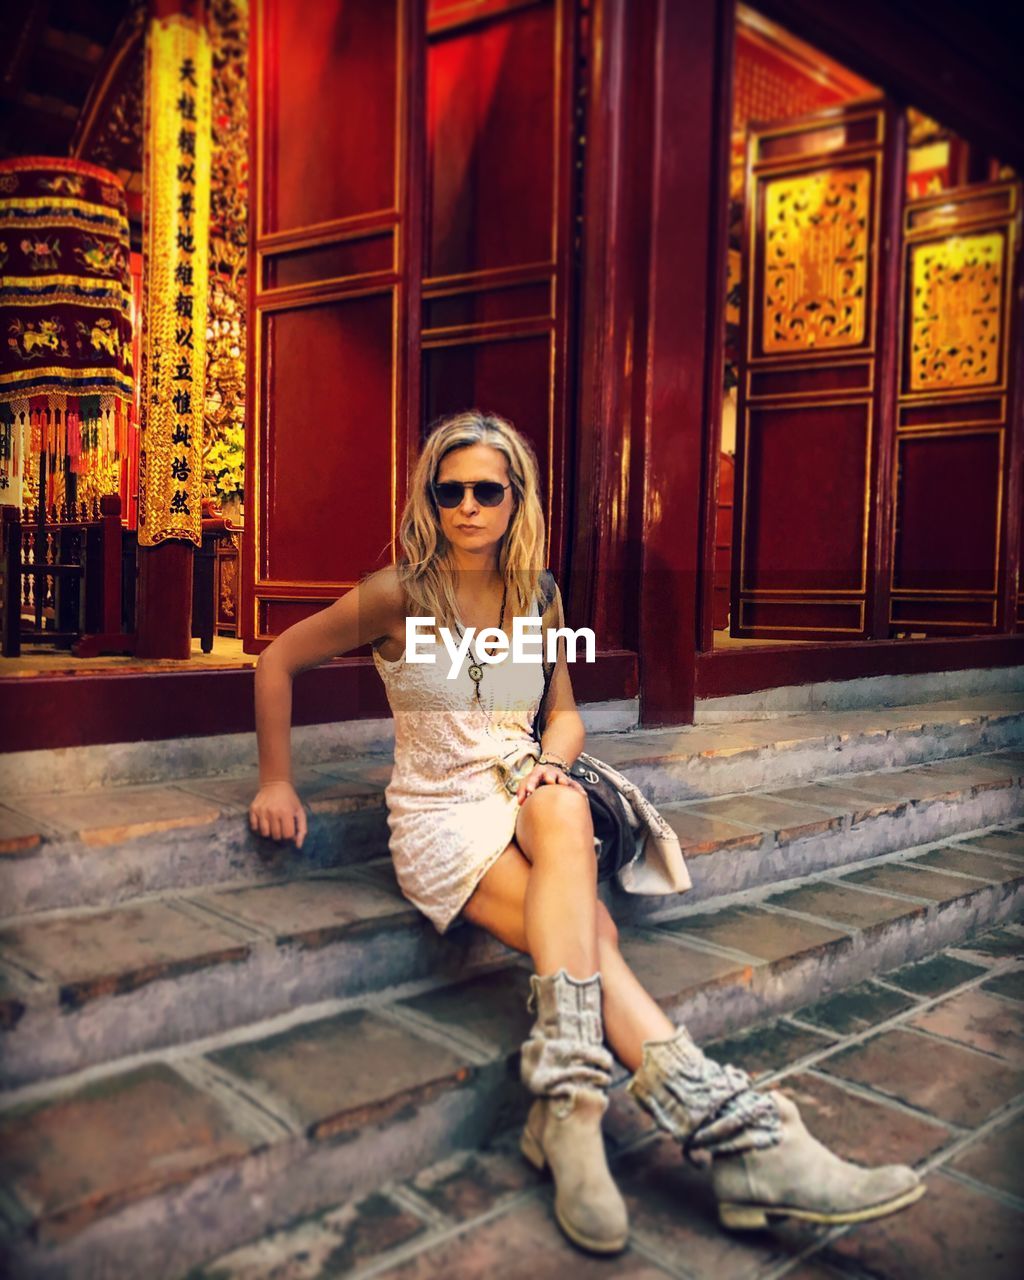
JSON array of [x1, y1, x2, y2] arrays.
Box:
[[395, 411, 546, 633]]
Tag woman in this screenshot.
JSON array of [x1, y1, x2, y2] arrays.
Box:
[[250, 411, 924, 1256]]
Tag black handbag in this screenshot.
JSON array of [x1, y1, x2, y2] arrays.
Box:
[[534, 571, 634, 881], [564, 756, 640, 881]]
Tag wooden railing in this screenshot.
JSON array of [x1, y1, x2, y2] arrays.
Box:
[[0, 495, 136, 658]]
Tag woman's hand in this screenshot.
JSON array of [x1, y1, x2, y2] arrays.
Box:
[[249, 780, 308, 848], [516, 764, 586, 804]]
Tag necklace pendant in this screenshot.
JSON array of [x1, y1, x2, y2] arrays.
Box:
[[468, 663, 483, 683]]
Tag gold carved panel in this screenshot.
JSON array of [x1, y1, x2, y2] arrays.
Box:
[[909, 232, 1003, 391], [761, 168, 871, 353]]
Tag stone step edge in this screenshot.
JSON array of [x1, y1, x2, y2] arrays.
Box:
[[1, 813, 1021, 1093], [3, 751, 1022, 939], [1, 767, 1021, 1027], [3, 744, 1022, 920], [5, 736, 1022, 851], [636, 713, 1024, 805], [692, 664, 1024, 725], [604, 701, 1024, 766], [0, 871, 1020, 1280], [3, 691, 1021, 803], [3, 695, 1022, 840]]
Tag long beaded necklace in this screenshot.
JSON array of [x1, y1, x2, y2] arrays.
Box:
[[454, 578, 508, 703]]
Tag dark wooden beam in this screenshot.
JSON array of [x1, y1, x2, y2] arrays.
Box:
[[0, 99, 74, 159], [754, 0, 1024, 170], [0, 0, 48, 103]]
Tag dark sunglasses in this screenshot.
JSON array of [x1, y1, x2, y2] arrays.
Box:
[[432, 480, 511, 508]]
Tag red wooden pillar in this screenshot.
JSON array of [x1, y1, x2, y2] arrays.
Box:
[[636, 0, 733, 725], [136, 543, 193, 659], [572, 0, 654, 655]]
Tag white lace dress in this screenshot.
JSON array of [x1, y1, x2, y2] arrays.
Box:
[[371, 595, 547, 934]]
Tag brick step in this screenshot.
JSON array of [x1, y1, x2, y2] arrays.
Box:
[[1, 754, 1022, 1088], [2, 695, 1022, 918], [647, 749, 1024, 908], [1, 830, 1021, 1280]]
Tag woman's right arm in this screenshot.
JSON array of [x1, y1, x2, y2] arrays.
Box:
[[249, 566, 405, 847]]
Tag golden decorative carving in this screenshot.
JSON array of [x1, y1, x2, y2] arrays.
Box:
[[73, 4, 146, 173], [73, 456, 122, 512], [203, 0, 248, 505], [761, 167, 870, 352], [138, 13, 213, 548], [909, 233, 1003, 391]]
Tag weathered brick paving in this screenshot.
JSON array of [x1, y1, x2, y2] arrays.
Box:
[[193, 921, 1024, 1280]]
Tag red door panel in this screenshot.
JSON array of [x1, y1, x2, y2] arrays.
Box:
[[423, 334, 554, 492], [422, 0, 577, 572], [262, 0, 398, 234], [738, 401, 871, 633], [260, 294, 395, 585], [243, 0, 422, 649], [1019, 487, 1024, 628], [428, 3, 556, 278], [890, 181, 1021, 635], [731, 100, 902, 641]]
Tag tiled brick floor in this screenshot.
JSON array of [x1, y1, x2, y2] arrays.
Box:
[[196, 920, 1024, 1280]]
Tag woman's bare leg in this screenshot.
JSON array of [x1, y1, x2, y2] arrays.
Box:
[[463, 819, 926, 1229], [511, 785, 600, 979], [462, 827, 675, 1073]]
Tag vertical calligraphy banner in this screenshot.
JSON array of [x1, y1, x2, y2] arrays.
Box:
[[138, 9, 212, 547]]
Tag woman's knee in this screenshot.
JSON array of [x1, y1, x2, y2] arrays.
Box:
[[515, 784, 594, 862]]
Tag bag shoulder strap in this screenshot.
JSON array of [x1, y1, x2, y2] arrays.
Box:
[[537, 570, 561, 737]]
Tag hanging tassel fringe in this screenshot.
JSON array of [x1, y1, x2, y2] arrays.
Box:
[[0, 391, 131, 488]]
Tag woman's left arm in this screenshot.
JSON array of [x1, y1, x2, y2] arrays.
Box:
[[537, 649, 585, 767], [517, 584, 587, 802]]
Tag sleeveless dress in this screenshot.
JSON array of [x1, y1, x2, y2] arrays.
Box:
[[371, 593, 548, 934]]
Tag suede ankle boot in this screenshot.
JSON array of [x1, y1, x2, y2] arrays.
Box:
[[519, 969, 629, 1254], [711, 1090, 925, 1229], [628, 1025, 924, 1229]]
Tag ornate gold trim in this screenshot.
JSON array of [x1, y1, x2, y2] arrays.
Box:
[[751, 107, 884, 159], [747, 156, 882, 364], [888, 601, 998, 628], [0, 195, 126, 217], [0, 365, 133, 389], [737, 597, 866, 633], [137, 12, 213, 548], [745, 360, 875, 403]]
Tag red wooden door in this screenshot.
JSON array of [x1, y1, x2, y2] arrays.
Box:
[[1019, 499, 1024, 629], [713, 452, 734, 631], [731, 99, 903, 640], [421, 0, 579, 573], [890, 182, 1022, 635], [242, 0, 423, 649]]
